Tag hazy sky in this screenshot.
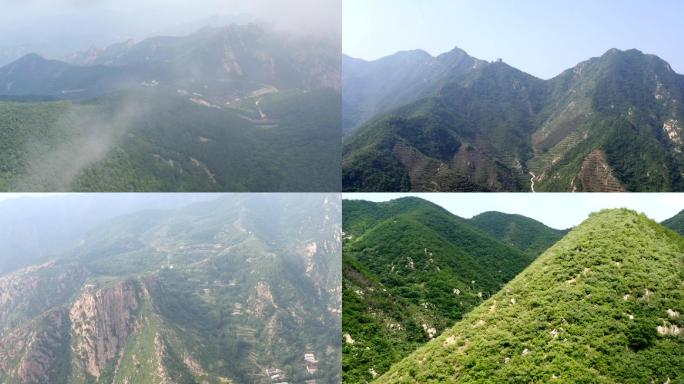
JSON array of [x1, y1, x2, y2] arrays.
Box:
[[343, 0, 684, 79], [0, 0, 339, 64], [343, 193, 684, 229]]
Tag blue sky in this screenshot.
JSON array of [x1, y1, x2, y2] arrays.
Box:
[[343, 193, 684, 229], [343, 0, 684, 79]]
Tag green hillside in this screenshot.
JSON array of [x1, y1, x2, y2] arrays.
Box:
[[342, 198, 537, 383], [662, 209, 684, 235], [343, 48, 684, 192], [376, 209, 684, 383], [469, 212, 567, 256], [0, 88, 340, 191], [0, 195, 341, 383]]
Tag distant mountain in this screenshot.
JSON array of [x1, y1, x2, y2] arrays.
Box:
[[342, 48, 485, 134], [0, 194, 215, 275], [662, 209, 684, 235], [469, 212, 568, 256], [376, 209, 684, 382], [343, 48, 684, 192], [2, 23, 339, 100], [0, 23, 341, 191], [0, 194, 341, 383], [342, 197, 537, 383]]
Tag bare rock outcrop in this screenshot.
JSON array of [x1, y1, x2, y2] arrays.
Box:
[[69, 280, 142, 379]]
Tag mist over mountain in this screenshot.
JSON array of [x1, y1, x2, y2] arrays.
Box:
[[343, 47, 684, 192], [0, 194, 341, 383], [0, 194, 217, 275]]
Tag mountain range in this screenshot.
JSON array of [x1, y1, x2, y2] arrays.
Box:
[[0, 23, 340, 191], [342, 48, 684, 192], [0, 194, 341, 383], [342, 197, 684, 383]]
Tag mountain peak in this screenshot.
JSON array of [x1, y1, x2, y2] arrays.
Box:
[[15, 53, 46, 64]]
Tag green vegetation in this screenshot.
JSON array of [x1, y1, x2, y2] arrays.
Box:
[[376, 209, 684, 383], [342, 198, 538, 383], [662, 209, 684, 236], [469, 211, 568, 256], [0, 88, 340, 191]]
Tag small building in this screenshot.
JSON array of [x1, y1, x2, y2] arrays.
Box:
[[304, 353, 318, 374]]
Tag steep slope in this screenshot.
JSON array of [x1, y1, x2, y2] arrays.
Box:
[[377, 209, 684, 383], [343, 48, 684, 192], [342, 48, 486, 134], [469, 212, 567, 256], [342, 198, 536, 383], [662, 209, 684, 235], [0, 194, 341, 383]]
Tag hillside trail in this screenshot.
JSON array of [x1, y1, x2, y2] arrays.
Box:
[[529, 171, 536, 193]]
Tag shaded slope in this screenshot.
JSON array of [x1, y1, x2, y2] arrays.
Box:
[[662, 209, 684, 236], [469, 211, 567, 256], [377, 209, 684, 383], [342, 198, 536, 383]]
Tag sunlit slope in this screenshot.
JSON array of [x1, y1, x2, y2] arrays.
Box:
[[376, 209, 684, 383]]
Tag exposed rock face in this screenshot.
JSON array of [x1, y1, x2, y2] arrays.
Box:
[[69, 280, 142, 379], [0, 262, 86, 335], [0, 308, 70, 384]]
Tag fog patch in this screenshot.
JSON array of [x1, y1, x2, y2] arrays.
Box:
[[11, 97, 149, 191]]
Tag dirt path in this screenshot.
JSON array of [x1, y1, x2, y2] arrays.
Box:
[[529, 171, 536, 193], [255, 98, 267, 120]]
